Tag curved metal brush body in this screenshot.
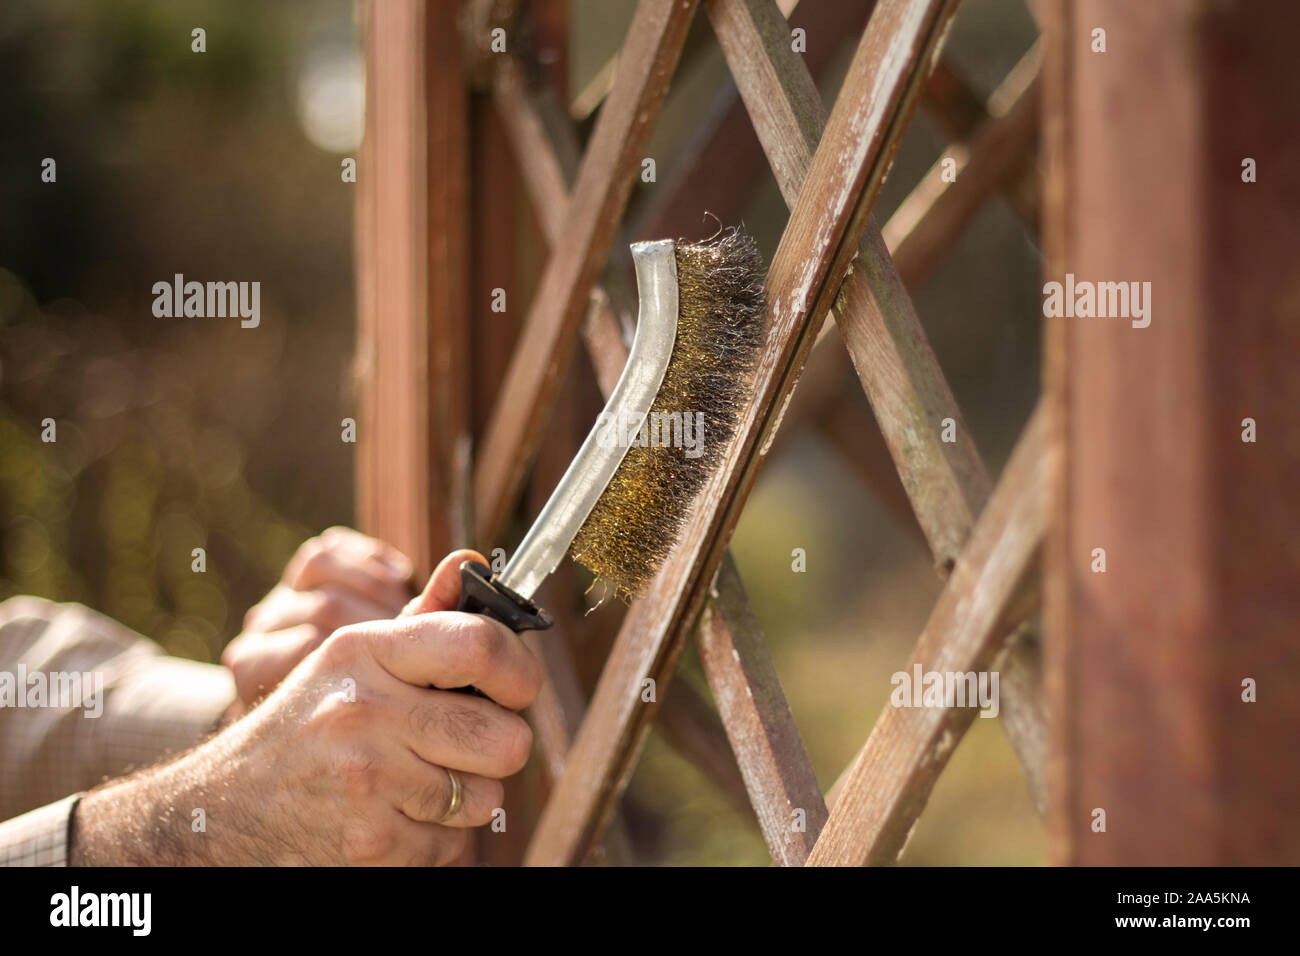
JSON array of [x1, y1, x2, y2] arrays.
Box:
[[456, 228, 766, 636], [498, 239, 679, 600]]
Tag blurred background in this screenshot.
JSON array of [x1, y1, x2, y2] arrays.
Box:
[[0, 0, 1043, 863]]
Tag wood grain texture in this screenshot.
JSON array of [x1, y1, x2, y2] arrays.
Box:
[[355, 0, 467, 576], [808, 403, 1045, 866], [697, 556, 828, 864], [656, 666, 759, 823], [1044, 0, 1300, 865], [630, 0, 878, 244], [524, 0, 963, 867], [495, 66, 795, 842], [709, 0, 989, 571], [710, 0, 1047, 814], [473, 0, 700, 546]]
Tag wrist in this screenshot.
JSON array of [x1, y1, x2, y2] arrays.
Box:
[[69, 742, 234, 866]]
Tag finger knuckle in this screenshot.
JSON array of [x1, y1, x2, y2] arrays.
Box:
[[309, 590, 345, 630], [287, 537, 324, 581], [520, 651, 546, 707], [406, 699, 441, 739], [436, 703, 494, 753], [299, 547, 331, 581], [322, 526, 357, 548], [314, 689, 369, 739], [500, 715, 534, 775], [219, 637, 246, 672], [450, 618, 506, 682], [337, 748, 384, 802], [319, 624, 367, 666], [341, 816, 394, 864]]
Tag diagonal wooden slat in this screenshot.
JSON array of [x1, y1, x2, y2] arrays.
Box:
[[524, 0, 964, 867], [707, 0, 1047, 809], [766, 333, 929, 548], [492, 63, 784, 836], [697, 556, 828, 864], [920, 52, 1040, 229], [473, 0, 701, 545], [920, 57, 988, 140], [655, 664, 760, 822], [708, 0, 988, 572], [496, 35, 832, 858], [628, 0, 878, 244], [883, 44, 1041, 287], [808, 402, 1045, 866]]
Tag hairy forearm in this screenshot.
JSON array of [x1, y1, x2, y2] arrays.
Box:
[[68, 719, 288, 866]]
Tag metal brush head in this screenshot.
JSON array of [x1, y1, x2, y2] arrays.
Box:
[[568, 226, 767, 599]]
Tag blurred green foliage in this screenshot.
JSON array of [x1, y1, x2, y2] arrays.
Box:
[[0, 0, 359, 660]]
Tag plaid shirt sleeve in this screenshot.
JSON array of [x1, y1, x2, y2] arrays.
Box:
[[0, 596, 236, 866], [0, 794, 79, 867]]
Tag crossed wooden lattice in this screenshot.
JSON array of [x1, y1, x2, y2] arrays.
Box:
[[356, 0, 1047, 866]]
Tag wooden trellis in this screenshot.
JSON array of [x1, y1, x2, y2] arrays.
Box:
[[354, 0, 1300, 866]]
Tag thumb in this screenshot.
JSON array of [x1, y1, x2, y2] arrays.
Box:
[[401, 549, 488, 617]]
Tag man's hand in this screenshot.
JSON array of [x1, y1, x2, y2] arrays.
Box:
[[222, 527, 415, 709], [70, 549, 544, 866]]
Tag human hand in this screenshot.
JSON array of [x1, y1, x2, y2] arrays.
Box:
[[72, 549, 544, 866], [222, 526, 415, 708]]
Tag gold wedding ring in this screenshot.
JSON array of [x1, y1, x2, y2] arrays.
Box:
[[439, 768, 463, 823]]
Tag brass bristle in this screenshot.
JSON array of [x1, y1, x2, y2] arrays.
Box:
[[568, 226, 767, 599]]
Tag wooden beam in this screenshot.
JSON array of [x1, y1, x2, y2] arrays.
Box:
[[919, 57, 987, 141], [1043, 0, 1300, 865], [355, 0, 468, 576], [808, 403, 1045, 866], [473, 0, 701, 546], [524, 0, 964, 867], [569, 0, 804, 123]]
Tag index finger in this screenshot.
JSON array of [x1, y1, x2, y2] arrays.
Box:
[[363, 611, 545, 712]]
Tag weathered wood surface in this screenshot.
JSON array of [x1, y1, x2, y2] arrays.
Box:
[[883, 45, 1041, 288], [808, 402, 1045, 865], [655, 663, 760, 822], [355, 0, 468, 575], [473, 0, 700, 546], [524, 0, 964, 866], [709, 0, 989, 572], [494, 65, 797, 841], [631, 0, 878, 244], [709, 0, 1048, 813], [1043, 0, 1300, 864], [697, 557, 828, 864]]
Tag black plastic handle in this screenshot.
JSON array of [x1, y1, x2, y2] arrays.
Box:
[[449, 560, 553, 698], [455, 561, 554, 632]]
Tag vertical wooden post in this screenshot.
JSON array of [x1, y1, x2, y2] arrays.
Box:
[[355, 0, 469, 575], [1044, 0, 1300, 864]]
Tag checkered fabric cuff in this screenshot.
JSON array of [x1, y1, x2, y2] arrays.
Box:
[[0, 793, 81, 867]]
